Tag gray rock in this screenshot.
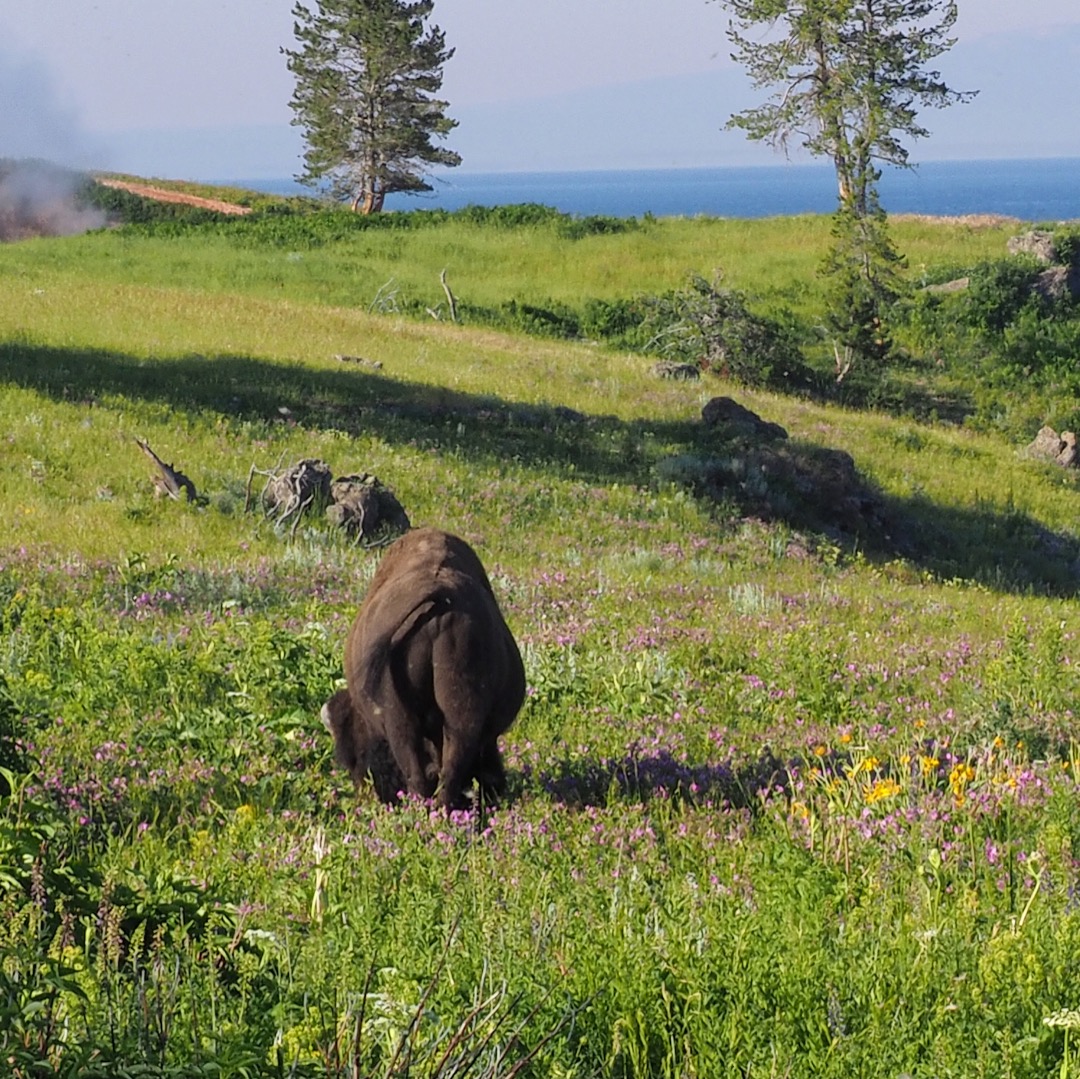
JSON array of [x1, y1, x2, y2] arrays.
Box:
[[1026, 425, 1066, 462], [1024, 426, 1079, 468], [924, 276, 970, 294], [702, 396, 788, 441], [651, 360, 701, 381], [1007, 230, 1058, 265], [327, 474, 410, 540], [1033, 265, 1080, 302], [1058, 431, 1078, 469]]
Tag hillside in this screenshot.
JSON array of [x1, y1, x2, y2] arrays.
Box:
[[1, 183, 1079, 1076]]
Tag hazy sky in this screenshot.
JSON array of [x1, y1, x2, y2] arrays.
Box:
[[3, 1, 1080, 177]]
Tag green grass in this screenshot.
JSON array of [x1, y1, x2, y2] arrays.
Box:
[[1, 205, 1014, 320], [2, 192, 1080, 1077]]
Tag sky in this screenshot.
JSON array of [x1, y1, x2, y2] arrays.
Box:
[[2, 0, 1079, 180]]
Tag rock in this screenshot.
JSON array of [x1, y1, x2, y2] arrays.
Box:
[[651, 360, 701, 381], [1023, 426, 1079, 468], [327, 474, 410, 541], [1026, 426, 1067, 462], [1058, 432, 1078, 469], [924, 277, 970, 294], [702, 396, 788, 441], [1033, 265, 1080, 302], [1007, 230, 1058, 265]]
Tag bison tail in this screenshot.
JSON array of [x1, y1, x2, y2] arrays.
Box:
[[359, 597, 439, 702]]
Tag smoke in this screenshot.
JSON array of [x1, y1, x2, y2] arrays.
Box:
[[0, 46, 109, 240], [1, 38, 114, 158], [0, 160, 105, 242]]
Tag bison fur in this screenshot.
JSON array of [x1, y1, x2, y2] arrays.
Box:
[[321, 528, 526, 809]]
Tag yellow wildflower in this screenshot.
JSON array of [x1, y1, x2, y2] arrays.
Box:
[[864, 778, 902, 804]]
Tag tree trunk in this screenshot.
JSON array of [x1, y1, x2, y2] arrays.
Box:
[[354, 188, 381, 214]]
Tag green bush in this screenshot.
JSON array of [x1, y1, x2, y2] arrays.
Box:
[[579, 297, 649, 346], [641, 273, 817, 390], [960, 257, 1043, 333]]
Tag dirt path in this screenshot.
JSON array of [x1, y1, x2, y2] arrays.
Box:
[[97, 178, 252, 216]]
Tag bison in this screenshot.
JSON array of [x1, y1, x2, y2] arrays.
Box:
[[321, 527, 526, 809]]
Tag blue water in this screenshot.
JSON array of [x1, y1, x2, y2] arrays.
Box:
[[237, 158, 1080, 221]]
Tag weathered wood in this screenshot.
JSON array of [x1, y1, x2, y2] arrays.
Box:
[[134, 437, 197, 501]]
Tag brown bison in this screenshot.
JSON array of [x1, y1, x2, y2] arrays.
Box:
[[321, 527, 526, 809]]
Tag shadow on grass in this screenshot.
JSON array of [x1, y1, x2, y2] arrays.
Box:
[[3, 340, 1079, 597], [519, 748, 790, 812]]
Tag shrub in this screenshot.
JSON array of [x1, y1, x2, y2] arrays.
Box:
[[453, 202, 566, 228], [579, 297, 649, 347], [558, 214, 636, 240], [960, 257, 1043, 333], [641, 273, 816, 390]]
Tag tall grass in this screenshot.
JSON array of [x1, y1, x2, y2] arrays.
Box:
[[0, 209, 1013, 319]]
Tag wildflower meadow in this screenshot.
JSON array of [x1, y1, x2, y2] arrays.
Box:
[[1, 185, 1080, 1077]]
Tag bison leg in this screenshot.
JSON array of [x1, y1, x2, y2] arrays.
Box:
[[475, 741, 508, 802], [384, 723, 439, 800], [437, 735, 482, 811]]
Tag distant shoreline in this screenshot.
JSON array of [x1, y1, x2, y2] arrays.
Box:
[[227, 157, 1080, 222]]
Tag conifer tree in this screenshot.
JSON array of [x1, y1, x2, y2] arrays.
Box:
[[284, 0, 460, 213], [714, 0, 975, 375]]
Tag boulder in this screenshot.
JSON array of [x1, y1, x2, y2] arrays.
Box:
[[1007, 230, 1058, 265], [1026, 425, 1065, 462], [1024, 426, 1079, 468], [1033, 265, 1080, 302], [1058, 432, 1078, 469], [326, 473, 411, 541], [924, 277, 970, 295], [702, 396, 788, 441]]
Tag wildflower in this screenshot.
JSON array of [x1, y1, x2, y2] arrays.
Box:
[[949, 762, 977, 805], [949, 762, 976, 789], [864, 778, 902, 805], [1044, 1008, 1080, 1029]]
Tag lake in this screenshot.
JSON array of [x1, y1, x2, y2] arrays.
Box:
[[235, 158, 1080, 221]]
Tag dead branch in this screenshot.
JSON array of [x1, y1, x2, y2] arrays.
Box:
[[134, 437, 197, 502], [439, 268, 458, 323], [833, 342, 855, 383], [248, 458, 332, 533]]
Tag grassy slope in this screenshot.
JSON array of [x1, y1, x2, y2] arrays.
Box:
[[2, 204, 1080, 1077], [2, 211, 1012, 316]]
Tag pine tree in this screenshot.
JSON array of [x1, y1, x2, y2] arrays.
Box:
[[284, 0, 461, 213], [714, 0, 975, 374]]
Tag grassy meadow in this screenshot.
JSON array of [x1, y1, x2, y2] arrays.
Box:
[[2, 184, 1080, 1077]]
